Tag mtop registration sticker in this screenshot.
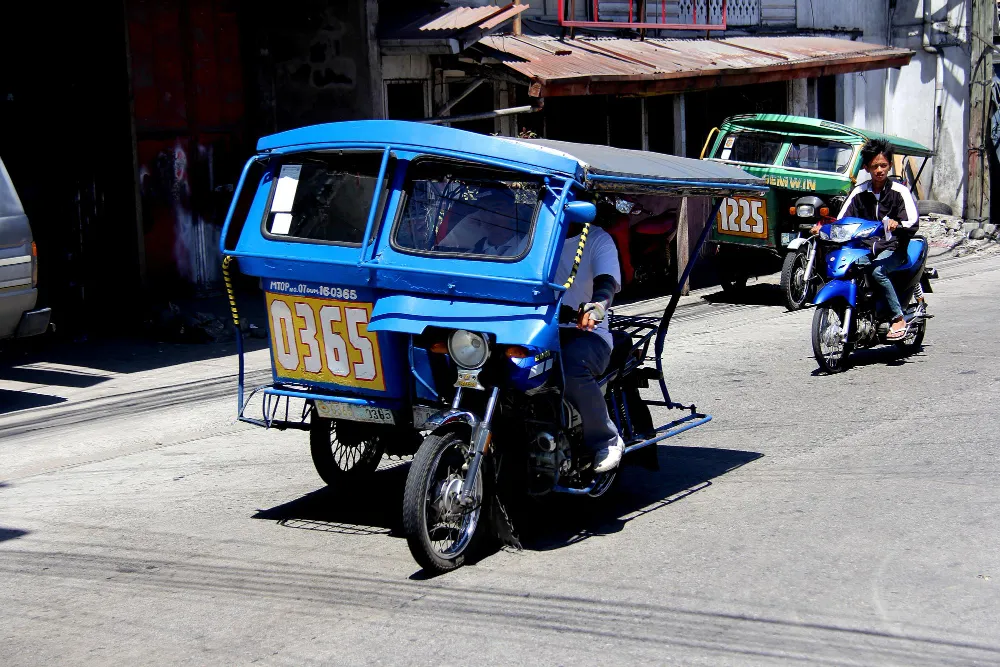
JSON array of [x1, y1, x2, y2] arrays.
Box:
[[265, 281, 385, 391]]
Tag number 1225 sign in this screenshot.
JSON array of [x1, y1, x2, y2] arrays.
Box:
[[717, 197, 768, 239]]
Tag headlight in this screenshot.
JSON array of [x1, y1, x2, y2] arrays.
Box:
[[447, 330, 490, 369], [829, 223, 860, 243], [796, 204, 815, 218]]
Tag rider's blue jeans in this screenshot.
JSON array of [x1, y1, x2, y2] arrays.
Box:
[[560, 329, 619, 454], [869, 248, 907, 320]]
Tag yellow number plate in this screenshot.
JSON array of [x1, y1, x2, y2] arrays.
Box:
[[717, 197, 768, 239], [265, 292, 386, 391]]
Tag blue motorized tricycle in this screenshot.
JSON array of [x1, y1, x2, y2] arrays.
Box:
[[220, 121, 765, 573]]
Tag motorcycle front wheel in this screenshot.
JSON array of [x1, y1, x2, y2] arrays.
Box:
[[812, 303, 852, 373], [402, 430, 487, 574], [780, 251, 810, 311]]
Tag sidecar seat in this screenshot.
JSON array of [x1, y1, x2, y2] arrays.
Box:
[[894, 236, 928, 274]]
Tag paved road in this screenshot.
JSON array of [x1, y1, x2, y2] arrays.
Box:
[[1, 255, 998, 665]]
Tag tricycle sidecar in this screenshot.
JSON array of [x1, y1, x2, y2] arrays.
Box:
[[220, 121, 765, 572]]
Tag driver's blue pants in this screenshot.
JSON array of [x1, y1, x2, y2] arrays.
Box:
[[560, 329, 619, 454], [870, 249, 907, 320]]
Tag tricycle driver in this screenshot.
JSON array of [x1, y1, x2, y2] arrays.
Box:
[[555, 214, 625, 473], [811, 138, 920, 341]]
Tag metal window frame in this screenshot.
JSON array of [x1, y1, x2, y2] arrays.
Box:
[[556, 0, 728, 30]]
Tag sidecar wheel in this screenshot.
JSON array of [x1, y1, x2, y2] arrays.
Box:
[[403, 430, 486, 574], [812, 304, 851, 374], [780, 251, 809, 311], [309, 417, 384, 486]]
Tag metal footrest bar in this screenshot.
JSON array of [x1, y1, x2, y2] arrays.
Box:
[[624, 413, 712, 455]]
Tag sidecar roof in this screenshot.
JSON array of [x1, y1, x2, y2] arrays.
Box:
[[256, 120, 766, 196]]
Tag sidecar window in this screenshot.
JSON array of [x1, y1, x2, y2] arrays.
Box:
[[392, 159, 541, 261], [263, 151, 391, 245]]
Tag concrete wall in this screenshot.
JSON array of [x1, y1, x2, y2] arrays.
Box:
[[249, 0, 382, 132]]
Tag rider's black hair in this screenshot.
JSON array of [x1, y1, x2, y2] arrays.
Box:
[[860, 138, 893, 167]]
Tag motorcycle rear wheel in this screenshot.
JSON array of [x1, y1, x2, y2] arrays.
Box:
[[403, 430, 486, 574], [812, 304, 852, 373], [780, 251, 809, 311], [895, 319, 926, 353]]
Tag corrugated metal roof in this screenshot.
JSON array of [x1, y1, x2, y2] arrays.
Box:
[[381, 3, 529, 54], [476, 35, 915, 97]]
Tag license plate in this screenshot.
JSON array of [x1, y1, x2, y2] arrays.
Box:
[[314, 400, 395, 425], [717, 197, 768, 239], [412, 405, 438, 430], [265, 292, 385, 391]]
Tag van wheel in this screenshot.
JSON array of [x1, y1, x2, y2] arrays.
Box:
[[309, 417, 384, 486], [780, 251, 809, 311], [917, 200, 953, 216]]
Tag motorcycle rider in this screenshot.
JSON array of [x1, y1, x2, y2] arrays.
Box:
[[556, 209, 625, 473], [812, 138, 918, 341]]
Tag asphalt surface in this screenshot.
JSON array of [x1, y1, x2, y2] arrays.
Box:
[[1, 254, 998, 666]]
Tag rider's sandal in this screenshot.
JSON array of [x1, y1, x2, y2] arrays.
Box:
[[886, 324, 907, 341]]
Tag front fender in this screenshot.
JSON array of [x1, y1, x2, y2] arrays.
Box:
[[786, 238, 808, 251], [422, 409, 479, 437], [813, 279, 856, 308]]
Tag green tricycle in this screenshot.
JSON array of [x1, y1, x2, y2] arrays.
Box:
[[700, 114, 938, 310]]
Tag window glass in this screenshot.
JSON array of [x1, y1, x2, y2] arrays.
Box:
[[264, 152, 390, 244], [782, 139, 854, 173], [393, 161, 540, 260], [716, 132, 784, 165]]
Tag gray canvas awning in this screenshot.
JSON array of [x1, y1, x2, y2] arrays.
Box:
[[516, 138, 767, 196]]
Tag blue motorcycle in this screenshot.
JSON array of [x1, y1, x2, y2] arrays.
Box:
[[811, 217, 937, 373]]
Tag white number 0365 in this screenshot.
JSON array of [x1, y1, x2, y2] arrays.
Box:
[[718, 197, 766, 236], [266, 295, 383, 390]]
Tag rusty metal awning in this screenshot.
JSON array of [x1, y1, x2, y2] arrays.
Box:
[[474, 35, 915, 97], [381, 2, 530, 55]]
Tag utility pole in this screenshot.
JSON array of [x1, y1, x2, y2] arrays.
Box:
[[967, 0, 993, 225]]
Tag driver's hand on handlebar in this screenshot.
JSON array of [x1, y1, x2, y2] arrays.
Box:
[[810, 223, 822, 235], [577, 302, 606, 331], [884, 218, 900, 232]]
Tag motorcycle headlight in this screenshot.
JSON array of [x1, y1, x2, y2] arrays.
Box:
[[829, 223, 860, 243], [796, 204, 815, 218], [447, 330, 490, 369], [855, 224, 879, 238]]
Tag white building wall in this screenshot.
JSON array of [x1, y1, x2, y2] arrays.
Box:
[[802, 0, 972, 214]]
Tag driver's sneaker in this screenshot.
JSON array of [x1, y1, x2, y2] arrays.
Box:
[[594, 436, 625, 473]]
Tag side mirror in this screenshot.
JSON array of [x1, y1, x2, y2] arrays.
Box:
[[563, 201, 596, 224]]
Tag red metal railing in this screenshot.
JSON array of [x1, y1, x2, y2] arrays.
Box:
[[557, 0, 728, 30]]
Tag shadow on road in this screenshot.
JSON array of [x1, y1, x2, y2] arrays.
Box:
[[0, 336, 269, 377], [811, 343, 930, 376], [511, 445, 762, 552], [0, 389, 66, 415], [0, 527, 29, 543], [701, 284, 786, 307], [251, 460, 412, 536], [251, 446, 761, 559]]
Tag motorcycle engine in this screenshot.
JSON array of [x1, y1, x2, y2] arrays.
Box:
[[854, 312, 877, 347], [524, 397, 581, 495]]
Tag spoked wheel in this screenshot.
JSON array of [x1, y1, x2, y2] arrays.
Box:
[[309, 417, 385, 486], [812, 303, 852, 373], [403, 430, 486, 573], [895, 317, 926, 354], [780, 251, 810, 311]]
